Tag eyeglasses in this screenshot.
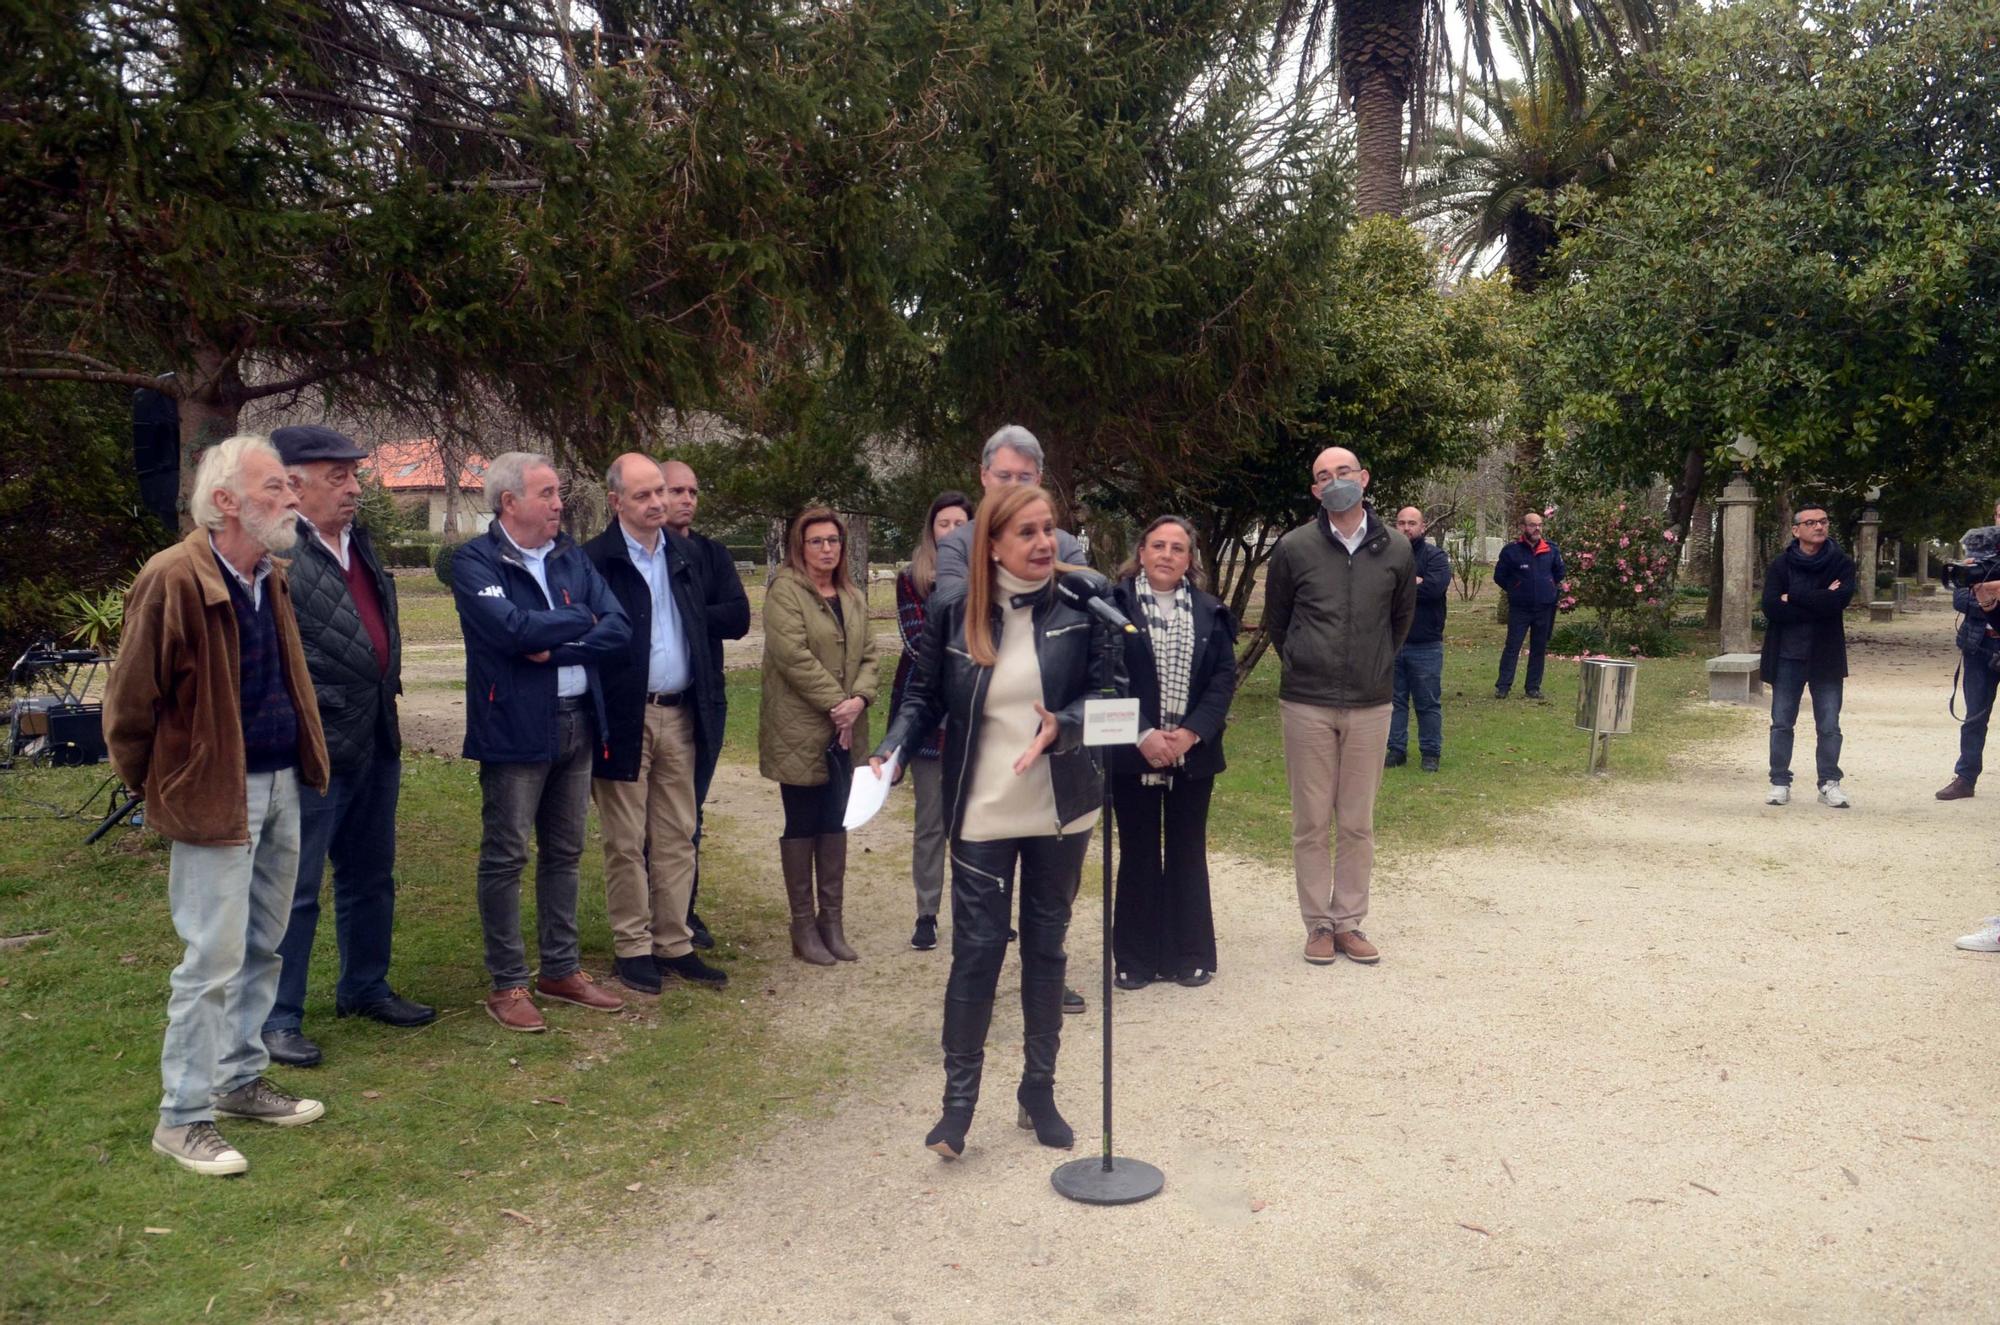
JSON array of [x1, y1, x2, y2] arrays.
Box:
[[804, 535, 844, 549], [1794, 517, 1829, 528], [1314, 466, 1362, 482]]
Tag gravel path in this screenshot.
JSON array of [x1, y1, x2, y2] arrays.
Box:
[[389, 604, 2000, 1323]]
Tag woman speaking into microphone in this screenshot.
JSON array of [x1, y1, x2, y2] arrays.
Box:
[[870, 484, 1108, 1160]]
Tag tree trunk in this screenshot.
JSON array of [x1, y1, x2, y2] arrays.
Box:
[[175, 350, 247, 531], [1705, 514, 1725, 630], [1338, 0, 1423, 220], [842, 511, 871, 593], [764, 518, 785, 586]]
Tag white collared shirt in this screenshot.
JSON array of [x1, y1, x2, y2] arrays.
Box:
[[620, 524, 692, 696], [498, 522, 586, 698], [299, 515, 352, 571], [208, 533, 272, 610], [1328, 514, 1369, 554]]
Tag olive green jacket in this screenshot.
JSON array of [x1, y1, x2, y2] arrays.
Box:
[[758, 566, 879, 785]]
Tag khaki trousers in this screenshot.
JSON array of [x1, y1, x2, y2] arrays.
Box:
[[593, 703, 700, 960], [1280, 699, 1391, 935]]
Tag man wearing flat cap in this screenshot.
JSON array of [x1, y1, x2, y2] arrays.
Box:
[[262, 424, 435, 1067]]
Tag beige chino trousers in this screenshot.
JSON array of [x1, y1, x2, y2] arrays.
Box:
[[1280, 699, 1392, 935], [593, 703, 700, 960]]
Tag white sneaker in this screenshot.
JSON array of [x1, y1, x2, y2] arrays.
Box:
[[1765, 783, 1790, 805], [152, 1120, 248, 1176], [1818, 781, 1851, 808], [1955, 922, 2000, 953]]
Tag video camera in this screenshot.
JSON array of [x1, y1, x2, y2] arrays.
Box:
[[1938, 527, 2000, 591]]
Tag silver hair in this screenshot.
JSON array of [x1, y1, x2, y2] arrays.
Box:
[[982, 424, 1045, 472], [189, 435, 281, 531], [486, 450, 555, 514]]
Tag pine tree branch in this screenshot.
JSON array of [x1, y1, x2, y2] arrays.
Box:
[[240, 359, 376, 401], [389, 0, 647, 49], [0, 366, 168, 390]]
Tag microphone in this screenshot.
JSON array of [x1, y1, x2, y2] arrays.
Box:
[[1056, 571, 1137, 634]]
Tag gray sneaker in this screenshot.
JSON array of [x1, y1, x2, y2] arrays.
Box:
[[1818, 780, 1851, 809], [213, 1076, 325, 1127], [152, 1120, 248, 1176]]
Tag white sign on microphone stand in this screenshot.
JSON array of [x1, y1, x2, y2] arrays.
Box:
[[1083, 698, 1140, 746]]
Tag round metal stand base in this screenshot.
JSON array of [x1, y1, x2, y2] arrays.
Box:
[[1051, 1157, 1165, 1206]]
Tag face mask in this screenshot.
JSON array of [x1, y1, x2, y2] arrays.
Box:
[[1320, 479, 1363, 515]]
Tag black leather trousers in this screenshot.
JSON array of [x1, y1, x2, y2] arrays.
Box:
[[935, 832, 1090, 1116]]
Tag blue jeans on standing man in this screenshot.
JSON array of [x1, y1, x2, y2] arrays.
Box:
[[1768, 657, 1844, 787], [1956, 648, 1999, 787], [1388, 639, 1444, 760], [265, 751, 401, 1031], [1497, 604, 1555, 695], [161, 769, 300, 1126], [476, 703, 594, 989]]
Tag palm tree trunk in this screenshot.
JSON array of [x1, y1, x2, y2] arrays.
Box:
[[1338, 0, 1423, 219]]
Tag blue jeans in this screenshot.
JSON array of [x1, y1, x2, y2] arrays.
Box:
[[265, 751, 401, 1031], [1957, 649, 1999, 787], [1388, 640, 1444, 758], [161, 769, 300, 1126], [1497, 604, 1555, 694], [1768, 658, 1843, 787]]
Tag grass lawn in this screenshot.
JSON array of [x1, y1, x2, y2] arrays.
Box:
[[0, 761, 834, 1324], [1, 584, 1741, 1321]]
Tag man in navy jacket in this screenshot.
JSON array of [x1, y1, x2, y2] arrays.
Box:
[[1491, 510, 1566, 700], [452, 451, 631, 1032], [1387, 506, 1451, 771]]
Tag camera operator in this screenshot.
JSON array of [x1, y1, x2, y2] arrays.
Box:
[[1936, 527, 2000, 802]]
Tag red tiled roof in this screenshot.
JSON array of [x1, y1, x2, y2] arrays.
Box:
[[365, 439, 487, 492]]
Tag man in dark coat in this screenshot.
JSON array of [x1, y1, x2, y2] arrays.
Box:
[[1759, 501, 1856, 807], [262, 425, 436, 1070], [584, 454, 729, 994], [1936, 525, 2000, 801], [1386, 505, 1451, 772], [659, 459, 751, 948], [452, 451, 632, 1032], [1491, 509, 1566, 700]]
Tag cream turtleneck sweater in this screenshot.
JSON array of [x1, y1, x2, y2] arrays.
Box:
[[959, 567, 1101, 842]]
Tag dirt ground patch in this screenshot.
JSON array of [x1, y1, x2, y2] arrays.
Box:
[[386, 604, 2000, 1323]]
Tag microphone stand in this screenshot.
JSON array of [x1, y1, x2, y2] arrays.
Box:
[[1051, 606, 1164, 1206]]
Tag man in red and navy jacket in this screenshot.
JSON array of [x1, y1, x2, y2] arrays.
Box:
[[1491, 510, 1566, 700]]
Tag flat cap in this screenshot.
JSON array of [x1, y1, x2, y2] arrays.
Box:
[[271, 424, 368, 465]]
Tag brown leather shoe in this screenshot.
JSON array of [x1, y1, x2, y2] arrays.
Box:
[[1334, 930, 1381, 964], [1937, 776, 1976, 801], [485, 987, 546, 1033], [535, 970, 625, 1012], [1304, 926, 1338, 965]]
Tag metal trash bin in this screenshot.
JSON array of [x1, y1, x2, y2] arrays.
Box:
[[1575, 657, 1638, 773]]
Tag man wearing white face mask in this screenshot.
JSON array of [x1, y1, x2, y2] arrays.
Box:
[[1263, 447, 1416, 967]]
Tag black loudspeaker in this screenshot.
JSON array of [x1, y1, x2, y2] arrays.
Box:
[[46, 704, 107, 767], [132, 384, 179, 530]]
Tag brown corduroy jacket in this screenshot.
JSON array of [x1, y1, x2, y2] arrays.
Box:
[[105, 529, 330, 846]]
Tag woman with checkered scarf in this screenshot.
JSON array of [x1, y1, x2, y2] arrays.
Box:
[[1109, 516, 1238, 990]]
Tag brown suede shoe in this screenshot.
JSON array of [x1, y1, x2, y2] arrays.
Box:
[[536, 970, 625, 1012], [486, 987, 545, 1033], [1304, 926, 1338, 965], [1334, 930, 1381, 964], [1937, 776, 1976, 801]]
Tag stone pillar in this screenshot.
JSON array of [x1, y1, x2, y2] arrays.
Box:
[[1856, 506, 1881, 604], [1916, 540, 1930, 583], [1718, 472, 1758, 654]]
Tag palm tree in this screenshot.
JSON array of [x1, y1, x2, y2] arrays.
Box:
[[1413, 8, 1624, 291], [1276, 0, 1668, 218]]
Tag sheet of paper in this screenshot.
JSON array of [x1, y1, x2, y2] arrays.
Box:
[[843, 752, 901, 830]]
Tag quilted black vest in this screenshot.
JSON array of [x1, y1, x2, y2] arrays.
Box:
[[285, 523, 403, 772]]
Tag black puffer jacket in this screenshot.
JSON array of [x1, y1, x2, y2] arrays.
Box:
[[285, 522, 401, 772], [875, 578, 1108, 842]]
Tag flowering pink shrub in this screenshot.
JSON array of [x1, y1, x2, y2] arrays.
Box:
[[1552, 495, 1681, 647]]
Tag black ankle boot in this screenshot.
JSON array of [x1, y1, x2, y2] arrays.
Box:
[[1015, 1079, 1073, 1149], [926, 1107, 975, 1159]]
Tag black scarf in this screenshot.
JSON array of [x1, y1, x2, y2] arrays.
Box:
[[1783, 538, 1839, 574]]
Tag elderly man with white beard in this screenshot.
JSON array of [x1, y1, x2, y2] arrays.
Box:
[[106, 435, 333, 1176]]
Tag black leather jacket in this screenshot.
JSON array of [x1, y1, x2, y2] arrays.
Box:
[[875, 579, 1108, 842]]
